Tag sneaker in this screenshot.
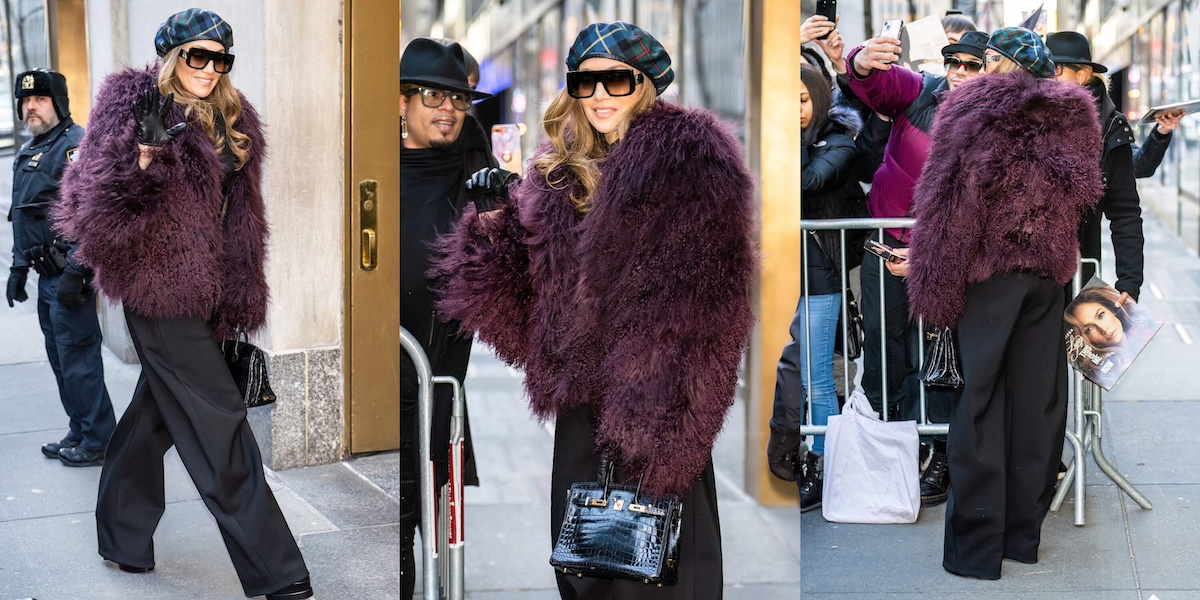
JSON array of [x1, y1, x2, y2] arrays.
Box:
[[798, 451, 823, 513], [58, 446, 105, 467], [41, 437, 81, 458], [1058, 460, 1069, 482], [920, 450, 951, 507]]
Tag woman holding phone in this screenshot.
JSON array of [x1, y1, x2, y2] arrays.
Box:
[[431, 21, 755, 597], [906, 27, 1102, 580]]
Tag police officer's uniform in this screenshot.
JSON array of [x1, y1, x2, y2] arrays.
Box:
[[7, 69, 115, 463]]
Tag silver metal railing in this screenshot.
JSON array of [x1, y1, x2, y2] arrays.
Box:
[[1050, 258, 1153, 525], [400, 326, 466, 600], [790, 224, 1151, 524], [797, 217, 949, 438]]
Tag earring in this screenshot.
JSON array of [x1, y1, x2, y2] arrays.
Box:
[[401, 116, 408, 140]]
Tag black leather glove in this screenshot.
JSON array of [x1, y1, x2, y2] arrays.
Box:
[[57, 265, 92, 310], [6, 266, 28, 307], [133, 88, 187, 147], [766, 427, 803, 482], [465, 167, 519, 213]]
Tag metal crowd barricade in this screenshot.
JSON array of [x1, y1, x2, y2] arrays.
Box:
[[400, 326, 466, 600], [791, 222, 1152, 524], [1049, 258, 1153, 525], [797, 217, 949, 439]]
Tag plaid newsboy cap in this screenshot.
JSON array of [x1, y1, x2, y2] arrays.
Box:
[[566, 22, 674, 96], [987, 27, 1054, 79], [154, 8, 233, 57]]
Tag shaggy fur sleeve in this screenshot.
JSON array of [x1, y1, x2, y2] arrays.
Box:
[[210, 96, 269, 340], [427, 182, 535, 368], [905, 99, 987, 328], [54, 68, 187, 258], [591, 107, 757, 499]]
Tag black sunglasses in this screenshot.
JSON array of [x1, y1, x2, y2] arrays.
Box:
[[179, 48, 235, 74], [565, 69, 644, 99], [944, 56, 984, 73]]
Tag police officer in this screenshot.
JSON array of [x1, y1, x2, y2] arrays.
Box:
[[5, 69, 115, 466]]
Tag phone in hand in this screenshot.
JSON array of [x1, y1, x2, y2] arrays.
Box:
[[879, 19, 904, 41], [815, 0, 837, 39], [491, 124, 525, 177], [864, 239, 905, 264]]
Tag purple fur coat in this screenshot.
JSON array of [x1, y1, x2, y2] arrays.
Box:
[[907, 73, 1104, 327], [430, 102, 757, 498], [54, 66, 268, 340]]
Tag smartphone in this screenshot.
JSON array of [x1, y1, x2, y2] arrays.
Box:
[[491, 124, 524, 177], [864, 239, 905, 264], [815, 0, 837, 39], [879, 19, 904, 41]]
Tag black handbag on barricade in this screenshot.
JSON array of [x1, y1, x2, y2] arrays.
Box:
[[550, 458, 684, 586], [222, 334, 277, 408], [834, 290, 865, 360], [920, 326, 964, 389]]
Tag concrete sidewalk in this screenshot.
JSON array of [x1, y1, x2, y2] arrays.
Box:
[[801, 209, 1200, 600]]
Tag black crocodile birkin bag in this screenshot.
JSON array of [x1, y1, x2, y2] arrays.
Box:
[[550, 460, 683, 585], [222, 340, 277, 408]]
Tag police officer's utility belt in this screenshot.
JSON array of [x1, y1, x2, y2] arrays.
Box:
[[25, 239, 70, 277]]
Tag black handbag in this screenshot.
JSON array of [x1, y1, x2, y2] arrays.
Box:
[[222, 337, 277, 408], [920, 326, 964, 388], [834, 290, 865, 360], [550, 459, 684, 585]]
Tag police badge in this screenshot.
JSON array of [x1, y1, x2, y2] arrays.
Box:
[[21, 74, 33, 90]]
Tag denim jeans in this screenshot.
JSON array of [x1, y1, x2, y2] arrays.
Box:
[[797, 293, 842, 455]]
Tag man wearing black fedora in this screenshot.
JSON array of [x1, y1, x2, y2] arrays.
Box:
[[1047, 31, 1171, 307], [1048, 31, 1181, 180], [399, 37, 498, 599]]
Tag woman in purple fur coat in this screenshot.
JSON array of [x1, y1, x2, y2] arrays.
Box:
[[53, 9, 311, 600], [431, 22, 755, 598], [906, 28, 1103, 580]]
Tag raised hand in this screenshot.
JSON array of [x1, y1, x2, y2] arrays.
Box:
[[800, 15, 835, 46], [133, 88, 187, 147], [854, 35, 903, 76]]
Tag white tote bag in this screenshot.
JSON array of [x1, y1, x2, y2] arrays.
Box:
[[821, 390, 921, 524]]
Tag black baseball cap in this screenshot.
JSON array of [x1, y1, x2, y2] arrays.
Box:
[[942, 30, 989, 60]]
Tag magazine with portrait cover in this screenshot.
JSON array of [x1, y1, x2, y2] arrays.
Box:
[[1064, 277, 1163, 391]]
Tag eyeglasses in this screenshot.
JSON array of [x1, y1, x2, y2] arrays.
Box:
[[405, 87, 473, 111], [179, 48, 235, 74], [984, 54, 1006, 63], [1054, 64, 1081, 76], [565, 69, 644, 99], [943, 57, 984, 73]]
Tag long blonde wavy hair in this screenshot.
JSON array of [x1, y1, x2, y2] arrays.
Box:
[[532, 77, 657, 214], [158, 45, 252, 170]]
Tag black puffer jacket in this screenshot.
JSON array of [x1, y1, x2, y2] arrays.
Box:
[[802, 104, 867, 295]]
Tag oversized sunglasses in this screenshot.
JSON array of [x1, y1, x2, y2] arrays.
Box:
[[404, 87, 473, 111], [179, 48, 235, 74], [943, 57, 984, 73], [565, 69, 644, 99]]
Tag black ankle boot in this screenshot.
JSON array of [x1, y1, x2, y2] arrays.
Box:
[[798, 451, 823, 513], [265, 577, 313, 599], [920, 449, 951, 507]]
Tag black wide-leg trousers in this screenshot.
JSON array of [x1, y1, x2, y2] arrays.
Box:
[[551, 408, 723, 599], [96, 309, 309, 597], [943, 274, 1068, 580]]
